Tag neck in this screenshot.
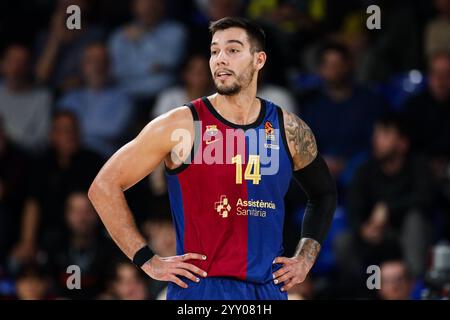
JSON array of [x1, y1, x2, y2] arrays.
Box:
[[211, 80, 260, 125]]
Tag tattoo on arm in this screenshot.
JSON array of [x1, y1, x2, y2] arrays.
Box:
[[285, 111, 318, 170], [295, 238, 321, 266]]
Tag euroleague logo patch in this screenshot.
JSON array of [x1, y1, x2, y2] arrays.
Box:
[[264, 121, 279, 150]]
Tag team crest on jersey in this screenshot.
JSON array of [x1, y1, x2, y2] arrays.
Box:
[[205, 125, 219, 137]]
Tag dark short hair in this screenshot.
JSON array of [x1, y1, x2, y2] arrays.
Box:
[[318, 42, 351, 65], [209, 17, 266, 53], [376, 112, 410, 139]]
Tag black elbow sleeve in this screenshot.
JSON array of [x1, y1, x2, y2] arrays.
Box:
[[293, 154, 337, 244]]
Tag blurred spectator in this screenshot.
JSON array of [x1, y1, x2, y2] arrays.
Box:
[[35, 0, 105, 93], [405, 52, 450, 158], [336, 114, 432, 286], [361, 0, 424, 83], [378, 260, 414, 300], [300, 42, 387, 179], [193, 0, 243, 24], [141, 208, 175, 299], [0, 44, 51, 152], [44, 191, 119, 299], [9, 112, 104, 270], [257, 70, 297, 113], [422, 242, 450, 299], [404, 52, 450, 236], [0, 117, 30, 264], [424, 0, 450, 57], [14, 264, 51, 300], [248, 0, 320, 72], [108, 0, 187, 101], [151, 53, 212, 118], [142, 213, 176, 258], [110, 261, 149, 300], [58, 43, 135, 158], [186, 0, 244, 58]]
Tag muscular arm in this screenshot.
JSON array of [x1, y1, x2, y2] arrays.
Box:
[[89, 105, 207, 289], [88, 107, 193, 259], [273, 110, 336, 290], [284, 110, 318, 171]]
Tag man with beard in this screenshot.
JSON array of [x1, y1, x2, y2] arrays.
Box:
[[335, 113, 432, 295], [88, 17, 336, 300]]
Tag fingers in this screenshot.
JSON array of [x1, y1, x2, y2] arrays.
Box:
[[174, 253, 207, 262], [274, 270, 294, 285], [272, 266, 290, 280], [168, 275, 188, 288], [172, 268, 200, 284], [177, 262, 208, 278], [273, 256, 291, 265]]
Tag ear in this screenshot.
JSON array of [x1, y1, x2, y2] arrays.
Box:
[[254, 51, 267, 71]]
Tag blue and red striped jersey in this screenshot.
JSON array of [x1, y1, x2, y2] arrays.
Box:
[[165, 96, 293, 283]]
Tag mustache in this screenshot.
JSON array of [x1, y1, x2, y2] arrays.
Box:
[[214, 69, 235, 77]]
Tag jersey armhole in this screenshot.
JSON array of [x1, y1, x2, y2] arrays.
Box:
[[276, 106, 295, 171], [165, 103, 200, 175]]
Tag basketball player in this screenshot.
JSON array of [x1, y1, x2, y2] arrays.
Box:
[[88, 17, 337, 300]]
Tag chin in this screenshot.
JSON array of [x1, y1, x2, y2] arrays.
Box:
[[215, 84, 241, 96]]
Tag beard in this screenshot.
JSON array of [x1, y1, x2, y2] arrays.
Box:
[[214, 63, 255, 96], [216, 81, 241, 95]]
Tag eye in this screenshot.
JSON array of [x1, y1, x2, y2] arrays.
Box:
[[211, 50, 218, 55], [230, 48, 239, 53]]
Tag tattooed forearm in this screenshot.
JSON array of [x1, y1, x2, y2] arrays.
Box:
[[284, 111, 318, 170], [295, 238, 321, 266]]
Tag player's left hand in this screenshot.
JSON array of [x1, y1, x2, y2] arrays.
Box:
[[272, 255, 314, 292]]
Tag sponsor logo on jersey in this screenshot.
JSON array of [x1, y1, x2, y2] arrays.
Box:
[[214, 195, 231, 218], [214, 195, 276, 218]]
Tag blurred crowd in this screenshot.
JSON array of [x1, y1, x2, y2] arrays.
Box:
[[0, 0, 449, 300]]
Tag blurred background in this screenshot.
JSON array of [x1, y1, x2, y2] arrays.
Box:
[[0, 0, 449, 300]]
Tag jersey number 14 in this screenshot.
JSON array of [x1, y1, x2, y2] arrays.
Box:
[[231, 155, 261, 185]]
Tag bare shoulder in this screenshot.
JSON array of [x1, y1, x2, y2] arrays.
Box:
[[152, 105, 193, 131], [137, 106, 194, 140], [281, 108, 318, 170], [142, 106, 195, 168]]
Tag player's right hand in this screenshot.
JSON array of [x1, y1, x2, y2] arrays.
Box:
[[141, 253, 208, 288]]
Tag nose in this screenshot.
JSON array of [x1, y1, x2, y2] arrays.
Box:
[[215, 51, 228, 66]]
